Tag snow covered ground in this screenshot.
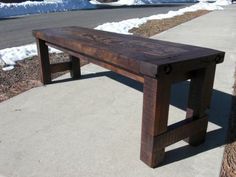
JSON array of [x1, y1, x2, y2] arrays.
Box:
[[0, 0, 232, 70], [0, 0, 229, 19], [0, 0, 199, 18], [95, 0, 230, 34], [0, 44, 61, 71], [0, 0, 95, 18]]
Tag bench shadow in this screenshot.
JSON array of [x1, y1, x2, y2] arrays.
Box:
[[54, 70, 233, 166]]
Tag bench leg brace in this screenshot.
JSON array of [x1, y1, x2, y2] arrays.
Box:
[[140, 76, 171, 168], [36, 39, 82, 84]]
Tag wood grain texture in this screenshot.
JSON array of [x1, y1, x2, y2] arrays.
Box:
[[33, 26, 224, 78], [69, 55, 81, 79], [36, 39, 51, 84], [185, 64, 216, 145], [50, 61, 72, 73], [140, 76, 171, 167], [154, 116, 208, 150], [46, 42, 144, 83]]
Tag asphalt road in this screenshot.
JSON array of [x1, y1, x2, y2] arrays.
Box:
[[0, 4, 192, 50]]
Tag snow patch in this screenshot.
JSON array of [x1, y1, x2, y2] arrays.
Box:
[[0, 44, 61, 70], [2, 66, 14, 71], [0, 0, 95, 18], [95, 1, 226, 34], [214, 0, 232, 5]]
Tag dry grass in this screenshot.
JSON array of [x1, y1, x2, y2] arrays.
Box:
[[129, 10, 209, 37]]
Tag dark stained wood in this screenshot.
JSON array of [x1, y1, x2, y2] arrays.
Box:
[[140, 76, 171, 168], [33, 26, 225, 168], [154, 116, 208, 150], [70, 55, 81, 79], [50, 62, 72, 73], [85, 55, 144, 83], [46, 42, 144, 83], [36, 39, 51, 84], [33, 26, 225, 78], [185, 64, 216, 145]]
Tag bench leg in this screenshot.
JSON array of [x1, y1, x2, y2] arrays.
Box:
[[140, 76, 171, 168], [69, 55, 81, 79], [36, 39, 51, 84], [185, 64, 216, 146]]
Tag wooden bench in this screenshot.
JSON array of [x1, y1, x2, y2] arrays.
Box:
[[33, 26, 224, 168]]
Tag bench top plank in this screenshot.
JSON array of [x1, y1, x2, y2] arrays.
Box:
[[33, 26, 224, 78]]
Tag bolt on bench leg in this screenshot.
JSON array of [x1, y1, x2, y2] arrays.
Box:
[[36, 39, 51, 84], [69, 55, 81, 79], [140, 76, 171, 168], [185, 64, 216, 146]]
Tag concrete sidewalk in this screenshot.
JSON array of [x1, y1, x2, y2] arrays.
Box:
[[0, 5, 235, 177]]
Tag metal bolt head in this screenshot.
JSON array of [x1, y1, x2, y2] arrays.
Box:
[[164, 65, 172, 74], [215, 55, 222, 63]]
